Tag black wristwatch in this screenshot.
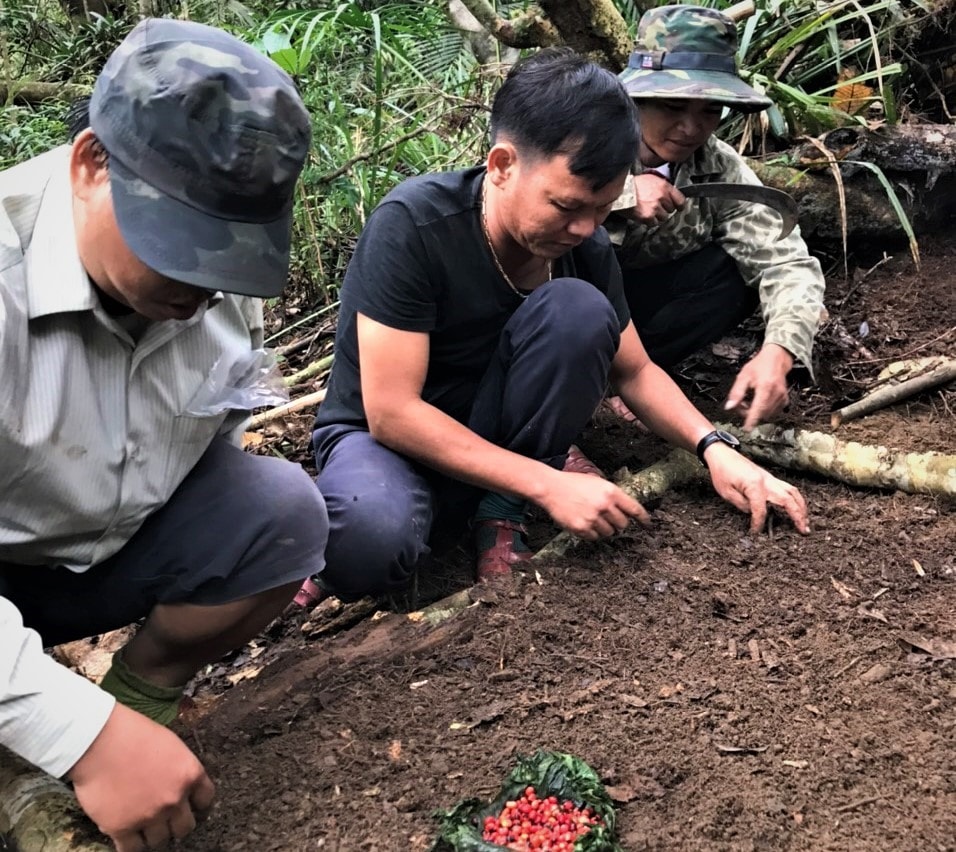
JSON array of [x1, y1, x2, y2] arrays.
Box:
[[695, 429, 741, 468]]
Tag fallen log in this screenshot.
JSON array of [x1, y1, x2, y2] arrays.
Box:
[[831, 357, 956, 428], [728, 424, 956, 496], [0, 749, 108, 852], [791, 124, 956, 179], [0, 82, 89, 106]]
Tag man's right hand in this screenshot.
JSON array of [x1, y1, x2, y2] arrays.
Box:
[[629, 173, 686, 225], [540, 470, 651, 540], [68, 702, 215, 852]]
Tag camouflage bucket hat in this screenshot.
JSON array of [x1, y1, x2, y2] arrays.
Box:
[[619, 5, 771, 114], [89, 18, 312, 298]]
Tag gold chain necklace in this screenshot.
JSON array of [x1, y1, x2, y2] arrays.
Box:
[[480, 178, 552, 300]]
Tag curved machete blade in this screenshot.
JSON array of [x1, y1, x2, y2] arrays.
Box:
[[679, 182, 798, 240]]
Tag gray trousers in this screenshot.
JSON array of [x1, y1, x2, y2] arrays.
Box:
[[312, 277, 621, 601], [0, 438, 328, 646]]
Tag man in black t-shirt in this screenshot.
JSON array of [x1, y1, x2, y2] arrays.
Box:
[[301, 49, 809, 604]]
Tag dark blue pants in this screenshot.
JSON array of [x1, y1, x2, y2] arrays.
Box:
[[622, 244, 759, 368], [312, 277, 620, 600]]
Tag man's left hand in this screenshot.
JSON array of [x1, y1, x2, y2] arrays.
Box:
[[703, 442, 810, 535], [724, 344, 794, 431]]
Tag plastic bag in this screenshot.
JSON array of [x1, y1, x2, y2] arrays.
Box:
[[185, 348, 289, 416], [432, 750, 622, 851]]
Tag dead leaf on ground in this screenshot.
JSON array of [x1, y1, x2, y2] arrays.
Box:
[[857, 604, 890, 624], [830, 576, 857, 601], [897, 632, 956, 660], [605, 775, 666, 803], [226, 665, 263, 685], [711, 342, 743, 361], [569, 678, 615, 703], [241, 431, 265, 449]]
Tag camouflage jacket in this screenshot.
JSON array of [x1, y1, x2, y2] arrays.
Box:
[[605, 137, 825, 374]]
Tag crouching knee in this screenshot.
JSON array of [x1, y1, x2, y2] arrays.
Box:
[[319, 491, 431, 601]]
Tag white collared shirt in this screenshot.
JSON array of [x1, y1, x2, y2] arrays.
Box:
[[0, 146, 264, 775], [0, 146, 263, 570]]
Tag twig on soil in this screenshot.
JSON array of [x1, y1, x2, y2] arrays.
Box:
[[852, 325, 956, 365], [835, 253, 893, 309], [834, 795, 881, 813], [831, 357, 956, 427], [275, 331, 323, 359], [834, 656, 863, 678], [249, 389, 327, 429]]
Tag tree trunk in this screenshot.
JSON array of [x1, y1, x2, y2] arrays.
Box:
[[0, 82, 90, 106], [534, 425, 956, 560], [727, 424, 956, 496], [538, 0, 633, 70], [454, 0, 559, 49], [447, 1, 520, 65], [454, 0, 632, 68]]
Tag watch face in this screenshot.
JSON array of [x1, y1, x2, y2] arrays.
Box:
[[716, 429, 741, 448]]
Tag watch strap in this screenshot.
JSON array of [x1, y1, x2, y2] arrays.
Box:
[[695, 430, 739, 468]]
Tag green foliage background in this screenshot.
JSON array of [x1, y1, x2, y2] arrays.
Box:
[[0, 0, 932, 315]]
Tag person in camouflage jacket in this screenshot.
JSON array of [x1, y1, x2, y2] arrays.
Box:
[[606, 4, 826, 431]]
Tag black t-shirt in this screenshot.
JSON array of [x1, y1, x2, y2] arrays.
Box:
[[315, 166, 631, 429]]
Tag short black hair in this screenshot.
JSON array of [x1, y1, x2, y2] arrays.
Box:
[[489, 47, 638, 190], [66, 96, 110, 166], [66, 96, 92, 141]]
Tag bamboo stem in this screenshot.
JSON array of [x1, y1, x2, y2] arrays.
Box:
[[0, 748, 108, 852], [249, 389, 326, 428], [727, 423, 956, 496], [534, 449, 707, 560], [831, 358, 956, 427], [724, 1, 756, 22], [283, 353, 334, 387]]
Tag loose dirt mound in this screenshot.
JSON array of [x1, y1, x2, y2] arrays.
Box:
[[185, 239, 956, 851]]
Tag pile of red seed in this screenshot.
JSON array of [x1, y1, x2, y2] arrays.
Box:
[[481, 786, 604, 851]]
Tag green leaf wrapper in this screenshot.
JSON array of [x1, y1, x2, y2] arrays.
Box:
[[432, 750, 623, 851]]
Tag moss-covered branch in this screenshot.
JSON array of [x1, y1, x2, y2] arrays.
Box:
[[455, 0, 559, 49]]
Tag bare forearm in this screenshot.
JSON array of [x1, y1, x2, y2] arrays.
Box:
[[614, 362, 714, 452], [368, 400, 557, 503]]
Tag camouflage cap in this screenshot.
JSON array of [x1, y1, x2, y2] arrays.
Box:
[[619, 5, 771, 114], [89, 18, 312, 298]]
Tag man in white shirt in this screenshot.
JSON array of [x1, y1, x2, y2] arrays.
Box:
[[0, 19, 327, 851]]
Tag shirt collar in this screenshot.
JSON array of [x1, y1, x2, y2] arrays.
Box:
[[25, 150, 98, 319]]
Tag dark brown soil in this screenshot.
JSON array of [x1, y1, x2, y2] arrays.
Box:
[[184, 238, 953, 851]]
